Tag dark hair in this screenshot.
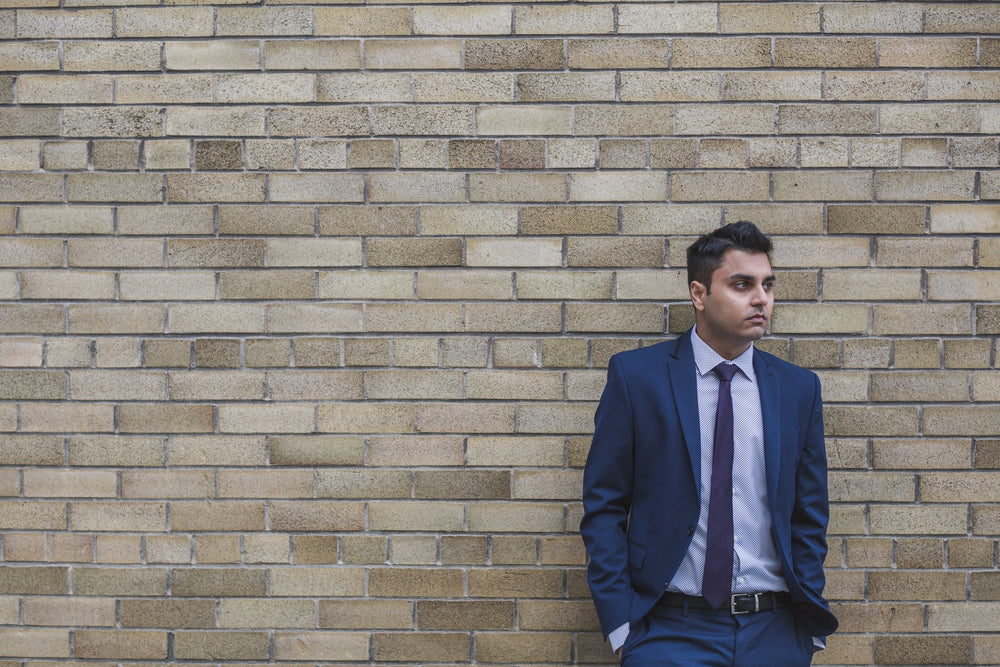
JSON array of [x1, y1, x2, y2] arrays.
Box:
[[686, 221, 772, 291]]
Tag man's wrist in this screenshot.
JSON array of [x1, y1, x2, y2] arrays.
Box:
[[608, 622, 630, 653]]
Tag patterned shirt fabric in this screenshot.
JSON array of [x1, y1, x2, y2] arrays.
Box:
[[667, 327, 786, 597]]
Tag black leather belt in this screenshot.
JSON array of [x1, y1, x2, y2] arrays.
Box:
[[656, 591, 791, 615]]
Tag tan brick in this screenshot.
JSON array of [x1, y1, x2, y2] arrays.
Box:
[[476, 105, 572, 136], [23, 469, 116, 498], [373, 632, 470, 662], [832, 602, 923, 633], [824, 406, 917, 436], [823, 2, 922, 33], [871, 504, 968, 536], [0, 174, 65, 202], [618, 5, 716, 34], [166, 106, 266, 136], [877, 237, 973, 268], [873, 439, 970, 470], [774, 37, 875, 67], [466, 38, 561, 70], [369, 501, 464, 532], [0, 629, 70, 658], [68, 435, 162, 467], [672, 172, 769, 201], [21, 403, 114, 433], [120, 403, 213, 433], [275, 632, 369, 661], [120, 599, 214, 629], [317, 403, 414, 434], [881, 103, 978, 134], [64, 40, 159, 72], [721, 2, 818, 32], [469, 568, 563, 598], [214, 6, 311, 35], [874, 304, 971, 335], [74, 566, 165, 594], [926, 4, 1000, 33]]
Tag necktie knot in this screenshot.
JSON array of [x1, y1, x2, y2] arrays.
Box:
[[713, 362, 738, 383]]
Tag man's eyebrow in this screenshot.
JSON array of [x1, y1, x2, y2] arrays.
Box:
[[728, 272, 776, 282]]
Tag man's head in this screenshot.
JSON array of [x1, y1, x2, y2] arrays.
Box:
[[687, 222, 775, 359], [686, 221, 772, 292]]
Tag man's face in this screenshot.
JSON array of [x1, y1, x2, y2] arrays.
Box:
[[689, 249, 775, 359]]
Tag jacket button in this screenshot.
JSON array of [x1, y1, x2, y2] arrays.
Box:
[[687, 525, 695, 536]]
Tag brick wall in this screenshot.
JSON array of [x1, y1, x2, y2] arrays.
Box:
[[0, 1, 998, 665]]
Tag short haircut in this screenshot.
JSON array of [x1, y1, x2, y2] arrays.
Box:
[[686, 221, 772, 291]]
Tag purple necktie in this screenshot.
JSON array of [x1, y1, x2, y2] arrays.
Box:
[[703, 362, 738, 609]]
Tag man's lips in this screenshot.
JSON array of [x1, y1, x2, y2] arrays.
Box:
[[748, 313, 767, 323]]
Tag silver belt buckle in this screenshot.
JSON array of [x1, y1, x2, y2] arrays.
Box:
[[730, 593, 759, 615]]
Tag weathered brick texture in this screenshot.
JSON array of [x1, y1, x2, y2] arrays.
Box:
[[0, 0, 996, 665]]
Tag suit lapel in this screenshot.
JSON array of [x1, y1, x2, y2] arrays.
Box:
[[667, 330, 702, 494], [753, 351, 781, 509]]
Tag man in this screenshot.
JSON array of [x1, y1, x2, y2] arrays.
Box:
[[580, 221, 837, 666]]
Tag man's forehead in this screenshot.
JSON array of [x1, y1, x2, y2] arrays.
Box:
[[715, 250, 773, 278]]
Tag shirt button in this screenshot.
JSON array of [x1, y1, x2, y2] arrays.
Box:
[[738, 577, 745, 584], [734, 536, 739, 543]]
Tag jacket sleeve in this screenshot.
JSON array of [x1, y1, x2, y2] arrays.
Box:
[[790, 373, 837, 635], [580, 355, 636, 637]]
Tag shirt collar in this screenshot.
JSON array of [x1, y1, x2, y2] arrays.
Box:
[[691, 326, 755, 381]]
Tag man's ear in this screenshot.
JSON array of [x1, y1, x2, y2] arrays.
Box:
[[690, 280, 707, 312]]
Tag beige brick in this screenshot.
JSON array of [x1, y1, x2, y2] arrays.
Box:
[[876, 170, 975, 201], [824, 269, 921, 301], [70, 502, 166, 532], [21, 403, 114, 433], [215, 6, 312, 36], [618, 5, 717, 34], [417, 402, 514, 433], [164, 40, 259, 70], [373, 632, 470, 662], [116, 74, 212, 104], [64, 40, 160, 72], [881, 103, 978, 134], [832, 601, 923, 633], [115, 7, 212, 37], [720, 3, 818, 32], [24, 469, 116, 498], [417, 270, 512, 300], [274, 632, 369, 661], [0, 629, 70, 658], [120, 599, 214, 629], [877, 237, 973, 268], [368, 501, 464, 532], [467, 238, 561, 267], [672, 172, 769, 201], [926, 4, 1000, 33], [824, 405, 917, 436], [120, 470, 213, 500], [871, 505, 969, 536], [930, 204, 1000, 233], [466, 303, 561, 333], [315, 7, 410, 35], [770, 304, 868, 334], [823, 2, 922, 33], [469, 568, 563, 598], [318, 403, 414, 434], [476, 105, 572, 136], [518, 271, 612, 300], [166, 106, 266, 136], [774, 37, 875, 67], [874, 304, 971, 335], [173, 631, 269, 660], [929, 270, 1000, 301], [828, 472, 914, 502], [367, 303, 461, 332], [0, 174, 65, 202]]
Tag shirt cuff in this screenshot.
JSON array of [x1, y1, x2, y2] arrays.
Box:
[[609, 622, 630, 653]]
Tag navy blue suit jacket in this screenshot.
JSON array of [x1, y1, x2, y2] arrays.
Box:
[[580, 329, 838, 638]]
